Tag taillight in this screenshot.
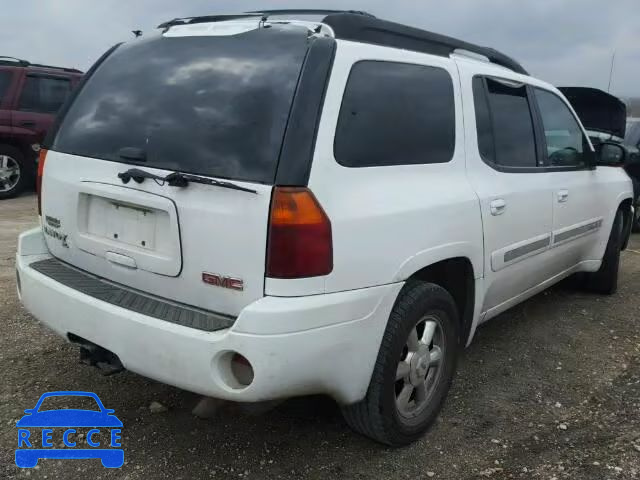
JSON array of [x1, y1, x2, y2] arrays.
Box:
[[266, 187, 332, 279], [36, 149, 48, 215]]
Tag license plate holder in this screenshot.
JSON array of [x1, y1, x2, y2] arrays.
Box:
[[105, 202, 156, 250]]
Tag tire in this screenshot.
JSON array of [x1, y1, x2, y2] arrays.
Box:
[[342, 281, 460, 446], [632, 197, 640, 233], [0, 145, 28, 200], [585, 209, 623, 295]]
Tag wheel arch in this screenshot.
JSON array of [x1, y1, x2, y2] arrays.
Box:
[[405, 256, 476, 346], [620, 197, 633, 251]]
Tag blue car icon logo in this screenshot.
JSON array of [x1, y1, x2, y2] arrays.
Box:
[[15, 391, 123, 468]]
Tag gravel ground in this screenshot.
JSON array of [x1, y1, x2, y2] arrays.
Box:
[[1, 193, 640, 479]]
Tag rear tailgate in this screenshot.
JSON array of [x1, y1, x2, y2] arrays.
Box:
[[41, 152, 272, 316], [39, 25, 312, 317]]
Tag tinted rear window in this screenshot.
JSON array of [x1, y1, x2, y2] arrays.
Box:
[[334, 61, 455, 167], [52, 30, 309, 183]]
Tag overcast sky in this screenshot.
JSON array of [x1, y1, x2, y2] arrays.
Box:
[[2, 0, 638, 98]]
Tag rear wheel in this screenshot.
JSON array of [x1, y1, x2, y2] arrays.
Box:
[[585, 209, 623, 294], [633, 196, 640, 233], [342, 281, 459, 446], [0, 145, 28, 200]]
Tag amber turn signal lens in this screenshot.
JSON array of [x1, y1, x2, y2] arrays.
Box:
[[36, 149, 48, 215], [267, 187, 333, 279]]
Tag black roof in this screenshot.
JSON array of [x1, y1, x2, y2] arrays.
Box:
[[0, 56, 82, 73], [156, 10, 527, 75], [322, 13, 528, 75]]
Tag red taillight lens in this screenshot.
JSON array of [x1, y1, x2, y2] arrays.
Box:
[[36, 149, 48, 215], [266, 187, 332, 279]]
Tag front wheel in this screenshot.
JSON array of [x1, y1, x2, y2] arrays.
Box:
[[585, 210, 623, 294], [342, 281, 459, 446]]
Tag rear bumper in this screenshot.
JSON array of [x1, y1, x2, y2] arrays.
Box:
[[17, 228, 402, 404]]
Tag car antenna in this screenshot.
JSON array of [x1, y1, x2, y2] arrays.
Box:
[[132, 30, 143, 38], [607, 50, 616, 93]]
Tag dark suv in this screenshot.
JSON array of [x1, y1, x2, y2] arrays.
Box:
[[0, 57, 82, 199]]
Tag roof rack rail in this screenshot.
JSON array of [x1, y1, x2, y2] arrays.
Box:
[[157, 10, 374, 30], [0, 55, 82, 73], [0, 56, 29, 66], [245, 9, 375, 18], [322, 13, 528, 75], [28, 63, 83, 73], [157, 13, 262, 29]]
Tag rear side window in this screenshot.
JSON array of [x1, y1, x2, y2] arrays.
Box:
[[53, 30, 309, 184], [335, 61, 455, 167], [472, 77, 495, 162], [0, 71, 12, 103], [474, 77, 538, 168], [19, 75, 71, 113]]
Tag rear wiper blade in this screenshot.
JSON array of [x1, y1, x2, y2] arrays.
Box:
[[165, 172, 258, 194], [117, 168, 257, 194]]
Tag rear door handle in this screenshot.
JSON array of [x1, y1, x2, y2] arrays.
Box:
[[490, 199, 506, 216], [558, 190, 569, 203], [20, 121, 36, 128]]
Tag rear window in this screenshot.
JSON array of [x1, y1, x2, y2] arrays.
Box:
[[334, 61, 455, 167], [52, 29, 309, 184]]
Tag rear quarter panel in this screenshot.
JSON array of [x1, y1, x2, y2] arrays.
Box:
[[306, 41, 483, 294]]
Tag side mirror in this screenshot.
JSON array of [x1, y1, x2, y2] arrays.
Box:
[[597, 142, 626, 166]]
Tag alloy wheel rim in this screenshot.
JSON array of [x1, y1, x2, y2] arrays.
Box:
[[395, 314, 445, 418], [0, 155, 20, 192]]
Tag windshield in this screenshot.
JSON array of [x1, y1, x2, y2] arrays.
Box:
[[626, 120, 640, 146], [52, 29, 309, 183]]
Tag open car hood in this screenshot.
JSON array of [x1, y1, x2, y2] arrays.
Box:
[[559, 87, 627, 139]]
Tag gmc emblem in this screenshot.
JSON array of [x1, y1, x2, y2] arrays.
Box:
[[202, 272, 244, 291]]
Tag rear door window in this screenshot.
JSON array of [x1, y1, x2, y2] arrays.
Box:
[[334, 61, 455, 167], [19, 75, 72, 113], [52, 30, 309, 184], [474, 77, 538, 168]]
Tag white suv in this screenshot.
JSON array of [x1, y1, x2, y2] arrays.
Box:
[[16, 11, 634, 446]]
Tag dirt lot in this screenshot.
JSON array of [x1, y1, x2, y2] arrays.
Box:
[[1, 193, 640, 479]]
